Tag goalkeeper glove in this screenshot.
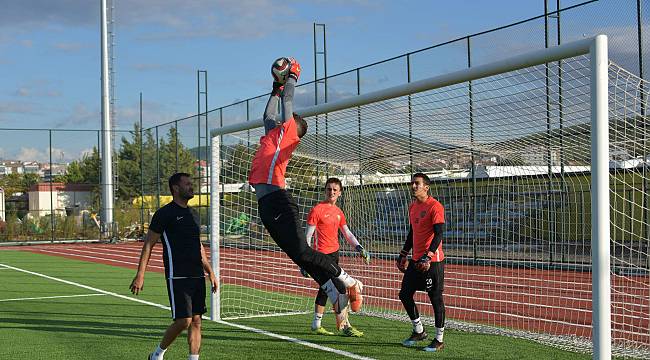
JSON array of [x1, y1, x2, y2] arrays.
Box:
[[356, 245, 370, 265], [414, 252, 433, 273], [287, 57, 301, 82], [300, 268, 310, 278], [396, 250, 409, 273]]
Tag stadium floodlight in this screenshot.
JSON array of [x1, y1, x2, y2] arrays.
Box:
[[210, 35, 650, 359]]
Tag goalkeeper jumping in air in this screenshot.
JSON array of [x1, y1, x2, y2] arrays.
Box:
[[248, 57, 363, 315], [303, 177, 371, 337]]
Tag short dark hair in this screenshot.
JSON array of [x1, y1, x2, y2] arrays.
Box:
[[169, 172, 191, 195], [412, 172, 431, 185], [325, 177, 343, 191], [294, 113, 308, 138]]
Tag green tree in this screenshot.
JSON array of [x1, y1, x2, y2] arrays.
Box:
[[159, 127, 196, 182], [0, 173, 39, 196]]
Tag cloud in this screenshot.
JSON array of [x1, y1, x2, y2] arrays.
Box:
[[10, 80, 63, 99], [131, 63, 193, 74], [52, 42, 86, 52], [52, 103, 96, 128], [14, 146, 81, 163], [0, 0, 311, 41], [15, 88, 29, 97], [0, 101, 39, 115], [0, 1, 97, 29]]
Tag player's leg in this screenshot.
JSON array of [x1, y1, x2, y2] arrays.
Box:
[[187, 314, 202, 359], [311, 251, 335, 335], [327, 251, 363, 337], [187, 277, 207, 357], [311, 292, 333, 334], [150, 278, 194, 359], [423, 261, 445, 352], [399, 263, 428, 346]]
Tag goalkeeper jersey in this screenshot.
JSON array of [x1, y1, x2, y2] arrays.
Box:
[[307, 201, 347, 254], [409, 196, 445, 262], [149, 201, 204, 279], [248, 117, 300, 188]]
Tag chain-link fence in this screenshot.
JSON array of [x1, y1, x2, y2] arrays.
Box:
[[0, 0, 647, 245]]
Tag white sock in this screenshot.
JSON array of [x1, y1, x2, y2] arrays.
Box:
[[321, 279, 340, 304], [312, 312, 323, 329], [436, 327, 444, 342], [336, 269, 356, 288], [188, 355, 199, 360], [412, 318, 424, 334], [152, 344, 166, 360]]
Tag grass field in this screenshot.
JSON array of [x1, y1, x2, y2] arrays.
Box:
[[0, 249, 595, 359]]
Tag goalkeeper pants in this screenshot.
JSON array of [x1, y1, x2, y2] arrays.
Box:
[[258, 189, 346, 293], [399, 260, 445, 328]]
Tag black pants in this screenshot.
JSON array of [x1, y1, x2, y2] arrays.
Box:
[[315, 251, 340, 306], [399, 260, 445, 328], [258, 190, 345, 293]]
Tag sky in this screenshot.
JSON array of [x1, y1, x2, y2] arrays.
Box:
[[0, 0, 641, 162]]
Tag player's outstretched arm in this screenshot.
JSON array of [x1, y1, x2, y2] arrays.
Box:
[[280, 57, 301, 123], [200, 242, 218, 293], [341, 225, 370, 264], [129, 229, 161, 295], [263, 82, 283, 134]]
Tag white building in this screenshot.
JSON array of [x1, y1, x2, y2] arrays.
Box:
[[0, 160, 24, 176], [28, 183, 93, 217]]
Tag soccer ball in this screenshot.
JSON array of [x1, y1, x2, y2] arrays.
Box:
[[271, 57, 290, 84]]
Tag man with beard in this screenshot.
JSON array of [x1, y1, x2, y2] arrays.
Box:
[[130, 172, 217, 360]]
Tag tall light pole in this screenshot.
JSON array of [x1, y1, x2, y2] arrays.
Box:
[[100, 0, 114, 238]]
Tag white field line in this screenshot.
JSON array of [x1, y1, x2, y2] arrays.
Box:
[[0, 293, 106, 302], [0, 263, 375, 360]]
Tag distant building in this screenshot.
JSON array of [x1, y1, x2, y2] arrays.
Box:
[[22, 161, 42, 176], [28, 183, 94, 217], [0, 160, 24, 176], [41, 163, 68, 182]]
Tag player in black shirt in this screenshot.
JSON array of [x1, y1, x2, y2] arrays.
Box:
[[130, 173, 217, 360]]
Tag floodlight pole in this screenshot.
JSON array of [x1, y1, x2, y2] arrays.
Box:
[[100, 0, 114, 238]]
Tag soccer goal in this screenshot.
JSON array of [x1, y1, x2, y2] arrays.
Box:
[[210, 35, 649, 359]]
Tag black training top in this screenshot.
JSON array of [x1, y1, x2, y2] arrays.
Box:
[[149, 201, 204, 279]]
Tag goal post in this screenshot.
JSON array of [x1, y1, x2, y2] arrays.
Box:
[[209, 34, 649, 359]]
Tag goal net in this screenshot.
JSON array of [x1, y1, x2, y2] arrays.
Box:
[[210, 36, 649, 358]]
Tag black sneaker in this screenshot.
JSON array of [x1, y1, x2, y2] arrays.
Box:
[[402, 330, 428, 346], [423, 339, 444, 352]]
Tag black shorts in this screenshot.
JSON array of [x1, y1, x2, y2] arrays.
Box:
[[166, 277, 207, 319], [401, 260, 444, 294]]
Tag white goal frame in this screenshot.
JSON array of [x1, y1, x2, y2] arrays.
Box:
[[209, 35, 611, 360]]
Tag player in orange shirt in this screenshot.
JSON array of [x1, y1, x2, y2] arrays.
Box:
[[248, 58, 362, 315], [396, 173, 446, 352], [303, 177, 370, 337]]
